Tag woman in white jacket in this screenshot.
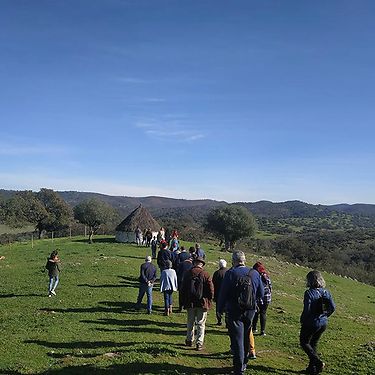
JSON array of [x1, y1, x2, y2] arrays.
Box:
[[160, 260, 178, 316]]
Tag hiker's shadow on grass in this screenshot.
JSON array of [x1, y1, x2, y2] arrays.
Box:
[[81, 317, 186, 329], [28, 362, 234, 374], [118, 275, 139, 288], [77, 283, 128, 289], [77, 276, 139, 289], [117, 254, 146, 259], [72, 238, 116, 244], [39, 301, 136, 314], [24, 339, 137, 350], [0, 292, 43, 298], [249, 364, 303, 374]]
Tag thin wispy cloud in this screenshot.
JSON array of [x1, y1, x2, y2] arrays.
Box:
[[117, 77, 153, 84], [135, 118, 205, 143], [142, 97, 166, 103], [0, 143, 68, 156]]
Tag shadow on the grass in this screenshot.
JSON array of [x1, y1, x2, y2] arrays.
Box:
[[6, 362, 305, 374], [77, 276, 139, 289], [72, 238, 117, 244], [39, 301, 137, 315]]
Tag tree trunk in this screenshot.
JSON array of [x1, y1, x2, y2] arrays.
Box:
[[88, 228, 94, 244]]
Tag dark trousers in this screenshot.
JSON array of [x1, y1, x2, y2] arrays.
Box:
[[227, 310, 255, 375], [300, 323, 326, 368], [252, 302, 269, 333]]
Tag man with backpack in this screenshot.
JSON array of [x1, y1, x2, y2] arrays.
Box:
[[181, 257, 214, 351], [218, 251, 264, 375]]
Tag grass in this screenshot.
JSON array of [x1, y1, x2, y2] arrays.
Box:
[[0, 236, 374, 374]]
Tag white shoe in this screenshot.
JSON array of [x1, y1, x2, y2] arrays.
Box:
[[48, 294, 52, 297], [50, 290, 56, 295]]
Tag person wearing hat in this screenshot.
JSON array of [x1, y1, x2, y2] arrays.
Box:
[[180, 256, 214, 351]]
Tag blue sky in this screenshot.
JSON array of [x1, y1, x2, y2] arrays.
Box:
[[1, 0, 374, 204]]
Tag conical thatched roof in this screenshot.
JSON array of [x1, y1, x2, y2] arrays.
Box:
[[116, 205, 160, 232]]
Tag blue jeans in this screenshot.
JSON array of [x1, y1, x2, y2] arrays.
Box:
[[164, 290, 173, 309], [49, 275, 59, 292], [136, 283, 153, 312], [227, 310, 256, 375]]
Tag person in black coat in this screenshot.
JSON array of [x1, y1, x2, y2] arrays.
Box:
[[212, 258, 228, 325]]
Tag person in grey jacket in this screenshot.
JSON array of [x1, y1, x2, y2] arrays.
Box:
[[160, 260, 178, 316]]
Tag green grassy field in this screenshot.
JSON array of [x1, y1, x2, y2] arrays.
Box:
[[0, 236, 374, 374]]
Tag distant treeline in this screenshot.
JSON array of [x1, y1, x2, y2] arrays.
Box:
[[243, 229, 375, 286]]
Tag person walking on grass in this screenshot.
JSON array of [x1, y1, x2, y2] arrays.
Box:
[[160, 260, 178, 316], [181, 257, 214, 351], [135, 255, 157, 314], [212, 258, 228, 326], [45, 250, 60, 297], [252, 261, 272, 336], [218, 251, 264, 375], [150, 236, 158, 259], [300, 270, 335, 375]]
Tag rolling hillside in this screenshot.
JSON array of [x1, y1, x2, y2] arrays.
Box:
[[0, 236, 374, 374]]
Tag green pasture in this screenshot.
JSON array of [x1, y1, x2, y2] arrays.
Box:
[[0, 236, 374, 374]]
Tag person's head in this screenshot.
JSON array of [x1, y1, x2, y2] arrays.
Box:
[[161, 241, 168, 250], [306, 270, 326, 289], [218, 259, 227, 269], [195, 243, 200, 249], [145, 255, 152, 263], [193, 257, 205, 268], [180, 246, 186, 252], [50, 250, 58, 259], [232, 251, 246, 266], [189, 246, 196, 254], [165, 260, 173, 269], [253, 261, 267, 274]]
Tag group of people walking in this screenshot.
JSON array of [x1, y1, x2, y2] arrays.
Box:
[[45, 233, 336, 375], [136, 238, 335, 375]]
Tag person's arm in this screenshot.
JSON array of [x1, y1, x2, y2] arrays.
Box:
[[140, 264, 149, 284], [253, 270, 264, 301], [150, 266, 157, 283], [300, 290, 311, 324], [325, 290, 336, 317]]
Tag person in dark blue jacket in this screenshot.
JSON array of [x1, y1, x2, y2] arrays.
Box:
[[135, 256, 157, 314], [218, 251, 264, 375], [300, 270, 335, 375]]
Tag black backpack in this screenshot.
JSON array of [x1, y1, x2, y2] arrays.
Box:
[[236, 269, 255, 310], [190, 271, 204, 300]]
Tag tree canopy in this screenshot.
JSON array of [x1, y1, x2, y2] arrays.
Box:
[[206, 205, 257, 250], [74, 198, 116, 243], [2, 189, 72, 238]]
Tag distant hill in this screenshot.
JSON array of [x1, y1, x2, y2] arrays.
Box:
[[1, 189, 375, 218]]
